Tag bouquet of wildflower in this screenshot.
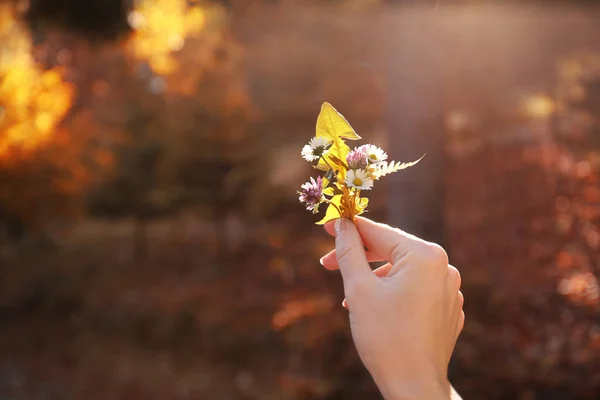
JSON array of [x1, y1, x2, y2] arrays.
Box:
[[298, 102, 423, 225]]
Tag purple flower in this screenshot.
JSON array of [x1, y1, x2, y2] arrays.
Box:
[[346, 146, 368, 169], [298, 176, 324, 212]]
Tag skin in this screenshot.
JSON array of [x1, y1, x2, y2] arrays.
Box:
[[320, 217, 464, 400]]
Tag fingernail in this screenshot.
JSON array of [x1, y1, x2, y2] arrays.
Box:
[[334, 218, 349, 235], [319, 256, 325, 266]]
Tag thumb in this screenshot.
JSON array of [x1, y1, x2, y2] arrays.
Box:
[[335, 218, 376, 293]]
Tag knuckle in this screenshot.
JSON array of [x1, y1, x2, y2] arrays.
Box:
[[390, 240, 408, 263], [422, 243, 449, 268], [448, 266, 462, 290], [459, 310, 466, 331], [457, 290, 464, 308]]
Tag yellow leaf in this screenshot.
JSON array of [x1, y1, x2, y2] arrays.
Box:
[[316, 102, 361, 171], [322, 187, 335, 196], [355, 197, 369, 216], [317, 102, 361, 141], [316, 194, 343, 225], [328, 154, 349, 170]]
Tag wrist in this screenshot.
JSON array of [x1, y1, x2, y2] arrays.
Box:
[[382, 382, 450, 400], [380, 378, 449, 400], [375, 363, 450, 400]]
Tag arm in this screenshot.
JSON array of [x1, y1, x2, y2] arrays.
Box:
[[320, 217, 465, 400]]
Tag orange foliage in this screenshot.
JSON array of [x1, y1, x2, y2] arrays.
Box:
[[0, 5, 74, 159], [272, 295, 334, 331], [127, 0, 207, 76], [0, 8, 120, 229]]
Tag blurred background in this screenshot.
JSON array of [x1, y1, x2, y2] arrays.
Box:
[[1, 0, 600, 399]]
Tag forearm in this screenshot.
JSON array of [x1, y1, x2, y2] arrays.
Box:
[[378, 377, 461, 400], [378, 377, 449, 400]]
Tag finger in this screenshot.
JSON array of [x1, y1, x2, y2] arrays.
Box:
[[324, 220, 336, 237], [452, 289, 464, 317], [448, 266, 462, 325], [454, 291, 465, 339], [456, 290, 464, 310], [372, 262, 392, 278], [320, 249, 385, 271], [456, 309, 465, 339], [334, 218, 376, 293], [341, 263, 391, 310], [353, 217, 433, 265], [447, 265, 461, 294]]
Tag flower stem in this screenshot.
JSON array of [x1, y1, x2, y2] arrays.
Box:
[[320, 155, 357, 222], [320, 155, 336, 172], [341, 185, 355, 222]]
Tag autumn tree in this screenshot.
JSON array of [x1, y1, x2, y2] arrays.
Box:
[[0, 5, 110, 245], [85, 1, 269, 263]]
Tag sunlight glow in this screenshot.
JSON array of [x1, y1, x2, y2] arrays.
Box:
[[0, 5, 73, 158], [558, 272, 600, 304], [127, 0, 206, 76], [524, 95, 555, 118]]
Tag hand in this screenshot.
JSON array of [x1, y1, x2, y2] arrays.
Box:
[[320, 217, 464, 400]]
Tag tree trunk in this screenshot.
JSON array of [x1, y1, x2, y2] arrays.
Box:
[[385, 16, 446, 246]]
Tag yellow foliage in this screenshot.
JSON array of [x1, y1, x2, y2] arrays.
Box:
[[127, 0, 207, 75], [0, 4, 74, 158], [355, 197, 368, 215], [313, 102, 368, 225], [300, 102, 421, 225], [316, 194, 342, 225], [315, 102, 361, 172]]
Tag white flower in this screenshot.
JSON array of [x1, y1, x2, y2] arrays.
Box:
[[301, 137, 332, 162], [345, 169, 374, 190], [360, 144, 387, 164]]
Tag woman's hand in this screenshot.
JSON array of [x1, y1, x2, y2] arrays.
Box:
[[320, 217, 464, 400]]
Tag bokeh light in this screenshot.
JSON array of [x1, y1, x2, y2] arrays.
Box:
[[127, 0, 206, 75], [0, 4, 73, 158]]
